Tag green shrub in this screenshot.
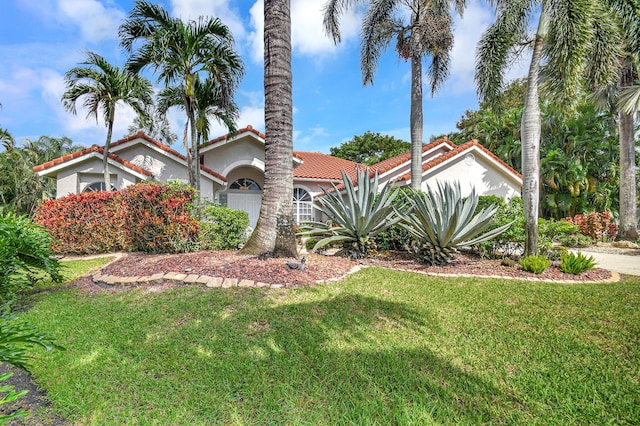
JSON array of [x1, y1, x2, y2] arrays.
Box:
[[539, 219, 579, 242], [519, 255, 551, 274], [199, 206, 249, 250], [34, 183, 199, 254], [400, 182, 512, 265], [0, 212, 62, 302], [475, 197, 526, 258], [300, 168, 401, 259], [304, 237, 323, 252], [546, 246, 569, 261], [501, 257, 516, 267], [0, 304, 64, 423], [559, 252, 597, 274], [559, 233, 593, 248]]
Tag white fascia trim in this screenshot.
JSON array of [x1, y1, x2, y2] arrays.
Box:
[[111, 139, 186, 165], [377, 141, 455, 180], [418, 146, 522, 186], [221, 158, 266, 176], [200, 131, 265, 154]]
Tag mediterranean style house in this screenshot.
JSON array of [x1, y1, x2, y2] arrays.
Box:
[[33, 125, 522, 227]]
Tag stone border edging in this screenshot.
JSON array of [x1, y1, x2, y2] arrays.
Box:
[[92, 264, 367, 289], [89, 253, 619, 288]]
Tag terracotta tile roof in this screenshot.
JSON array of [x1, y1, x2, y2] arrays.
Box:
[[393, 139, 523, 183], [369, 136, 456, 175], [33, 132, 226, 182], [293, 151, 365, 181], [200, 125, 266, 149], [33, 144, 153, 177]]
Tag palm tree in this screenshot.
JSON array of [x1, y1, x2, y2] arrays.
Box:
[[601, 2, 640, 241], [157, 77, 239, 153], [241, 0, 297, 257], [127, 105, 178, 146], [324, 0, 465, 191], [119, 0, 244, 192], [62, 51, 153, 191], [475, 0, 624, 255]]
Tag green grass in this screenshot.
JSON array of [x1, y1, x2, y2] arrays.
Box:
[[18, 264, 640, 425]]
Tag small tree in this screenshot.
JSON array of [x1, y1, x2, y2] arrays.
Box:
[[329, 131, 410, 165]]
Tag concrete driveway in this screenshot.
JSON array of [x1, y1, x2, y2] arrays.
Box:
[[575, 250, 640, 277]]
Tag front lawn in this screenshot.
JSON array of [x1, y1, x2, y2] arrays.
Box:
[[19, 266, 640, 424]]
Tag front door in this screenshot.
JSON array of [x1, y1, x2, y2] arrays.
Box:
[[227, 191, 262, 228]]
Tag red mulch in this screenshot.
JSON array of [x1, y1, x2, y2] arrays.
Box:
[[95, 250, 612, 289]]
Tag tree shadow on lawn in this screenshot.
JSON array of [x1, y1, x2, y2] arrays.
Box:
[[52, 289, 530, 424]]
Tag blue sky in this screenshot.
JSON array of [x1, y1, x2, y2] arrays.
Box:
[[0, 0, 527, 154]]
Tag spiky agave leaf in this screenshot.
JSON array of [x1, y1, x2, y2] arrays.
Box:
[[299, 167, 401, 258], [400, 181, 512, 265]]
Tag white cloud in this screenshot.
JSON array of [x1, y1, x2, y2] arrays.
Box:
[[169, 0, 247, 43], [57, 0, 125, 43], [447, 0, 493, 94], [295, 126, 328, 146], [447, 0, 530, 95], [247, 0, 362, 63]]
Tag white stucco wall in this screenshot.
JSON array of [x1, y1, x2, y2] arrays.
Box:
[[422, 152, 521, 198], [115, 144, 189, 183], [202, 137, 265, 175]]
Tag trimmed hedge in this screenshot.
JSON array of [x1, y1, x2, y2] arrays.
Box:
[[34, 183, 199, 254], [199, 205, 249, 250]]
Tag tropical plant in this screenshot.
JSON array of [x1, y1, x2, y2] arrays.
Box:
[[300, 168, 401, 259], [519, 255, 551, 275], [127, 104, 178, 146], [592, 2, 640, 241], [329, 131, 410, 165], [62, 51, 153, 191], [0, 211, 62, 302], [119, 0, 244, 192], [324, 0, 466, 190], [476, 0, 625, 255], [0, 305, 64, 423], [560, 251, 597, 274], [199, 205, 249, 250], [399, 181, 511, 265], [241, 0, 297, 257]]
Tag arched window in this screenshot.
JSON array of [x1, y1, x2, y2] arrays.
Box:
[[293, 187, 313, 224], [82, 182, 115, 193], [229, 178, 261, 190]]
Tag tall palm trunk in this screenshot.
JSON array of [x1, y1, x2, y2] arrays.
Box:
[[184, 95, 195, 189], [242, 0, 297, 257], [410, 52, 423, 191], [521, 10, 548, 256], [618, 65, 638, 241], [103, 109, 115, 191]]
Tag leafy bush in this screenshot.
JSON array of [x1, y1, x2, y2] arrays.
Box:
[[199, 205, 249, 250], [400, 182, 512, 265], [300, 168, 401, 259], [562, 211, 618, 242], [559, 233, 593, 248], [539, 219, 580, 242], [34, 183, 199, 254], [475, 196, 526, 258], [474, 199, 573, 258], [304, 237, 324, 252], [559, 252, 597, 274], [0, 304, 64, 423], [373, 187, 415, 251], [0, 212, 62, 302], [519, 255, 551, 274]]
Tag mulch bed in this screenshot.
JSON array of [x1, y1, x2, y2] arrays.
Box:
[[97, 249, 613, 287]]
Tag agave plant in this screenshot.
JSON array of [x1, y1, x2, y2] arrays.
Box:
[[300, 167, 401, 258], [400, 181, 512, 265]]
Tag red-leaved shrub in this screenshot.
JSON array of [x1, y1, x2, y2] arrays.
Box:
[[34, 183, 199, 254], [562, 211, 618, 242]]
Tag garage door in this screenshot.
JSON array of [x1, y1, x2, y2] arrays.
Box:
[[227, 191, 262, 228]]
